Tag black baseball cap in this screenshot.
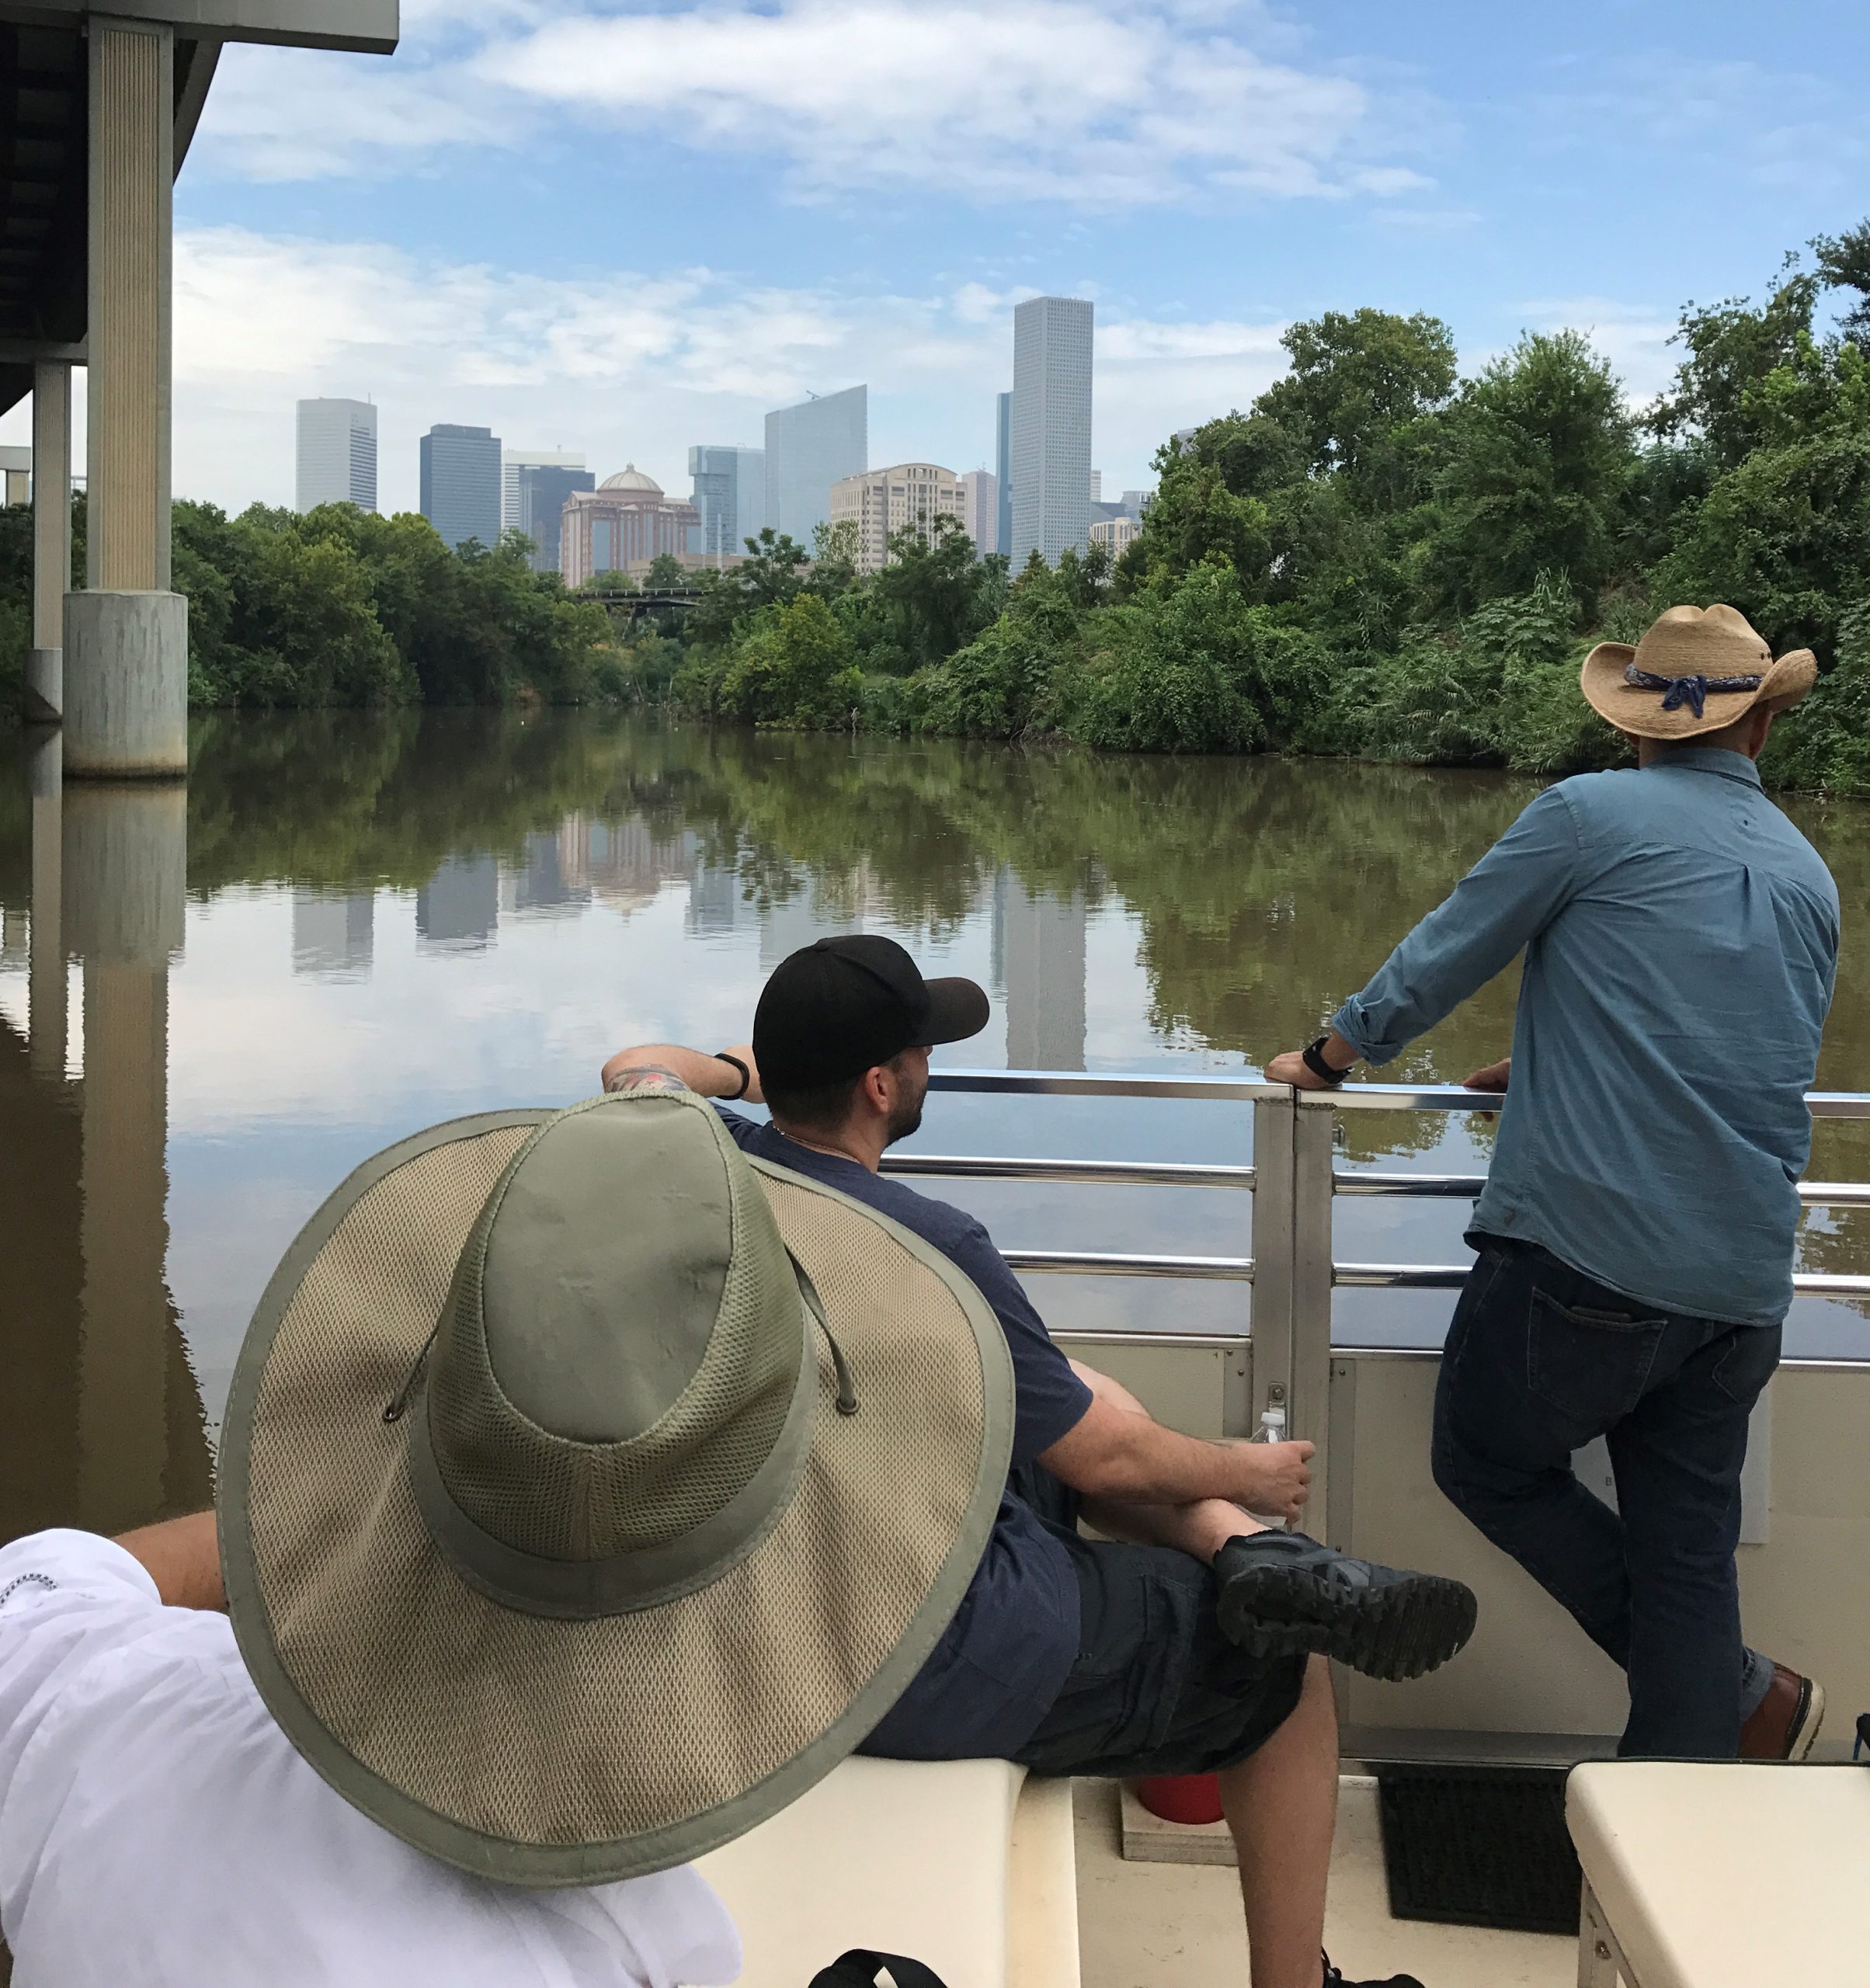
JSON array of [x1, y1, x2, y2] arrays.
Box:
[[754, 935, 990, 1091]]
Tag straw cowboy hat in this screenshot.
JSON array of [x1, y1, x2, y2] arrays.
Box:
[[1580, 603, 1816, 742], [217, 1087, 1013, 1886]]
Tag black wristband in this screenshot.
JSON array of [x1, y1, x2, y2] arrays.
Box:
[[1301, 1036, 1349, 1087], [714, 1052, 752, 1101]]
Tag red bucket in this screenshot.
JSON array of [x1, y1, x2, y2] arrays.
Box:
[[1135, 1772, 1225, 1826]]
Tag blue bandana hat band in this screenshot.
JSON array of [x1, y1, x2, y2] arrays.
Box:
[[1624, 664, 1764, 720]]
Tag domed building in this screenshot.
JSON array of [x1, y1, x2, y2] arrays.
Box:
[[560, 465, 702, 586]]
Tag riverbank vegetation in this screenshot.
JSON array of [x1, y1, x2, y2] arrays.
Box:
[[5, 220, 1870, 794], [647, 220, 1870, 794]]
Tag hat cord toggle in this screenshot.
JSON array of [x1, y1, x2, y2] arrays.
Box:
[[1624, 663, 1763, 720]]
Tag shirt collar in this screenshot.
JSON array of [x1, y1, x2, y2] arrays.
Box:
[[1648, 746, 1764, 791]]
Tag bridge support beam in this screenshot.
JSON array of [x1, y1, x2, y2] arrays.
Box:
[[65, 15, 186, 780], [24, 361, 71, 725]]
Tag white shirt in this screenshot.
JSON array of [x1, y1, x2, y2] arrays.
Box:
[[0, 1530, 742, 1988]]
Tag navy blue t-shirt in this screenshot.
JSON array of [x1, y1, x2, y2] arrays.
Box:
[[717, 1110, 1093, 1757]]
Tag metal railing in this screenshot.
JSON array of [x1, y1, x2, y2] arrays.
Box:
[[890, 1069, 1870, 1521]]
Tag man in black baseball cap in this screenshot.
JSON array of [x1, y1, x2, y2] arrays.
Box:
[[600, 937, 1475, 1988]]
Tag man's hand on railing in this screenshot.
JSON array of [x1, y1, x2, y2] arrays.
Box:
[[1462, 1057, 1511, 1093]]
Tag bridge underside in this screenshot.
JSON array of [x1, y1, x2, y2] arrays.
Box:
[[0, 18, 217, 415]]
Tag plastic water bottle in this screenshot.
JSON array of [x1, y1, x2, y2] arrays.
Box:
[[1246, 1400, 1290, 1531]]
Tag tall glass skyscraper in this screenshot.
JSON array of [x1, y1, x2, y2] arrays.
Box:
[[296, 398, 377, 513], [1010, 298, 1093, 568], [763, 386, 866, 547], [515, 461, 595, 574], [688, 445, 766, 559], [420, 424, 502, 552], [995, 391, 1013, 563]]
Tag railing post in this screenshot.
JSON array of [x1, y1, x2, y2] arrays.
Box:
[[1291, 1099, 1336, 1534], [1250, 1095, 1296, 1426]]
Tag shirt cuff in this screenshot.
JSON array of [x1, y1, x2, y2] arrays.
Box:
[[0, 1528, 162, 1613], [1327, 999, 1400, 1068]]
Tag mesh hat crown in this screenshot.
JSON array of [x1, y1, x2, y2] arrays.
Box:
[[217, 1087, 1014, 1884]]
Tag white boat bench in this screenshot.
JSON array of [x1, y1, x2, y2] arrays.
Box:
[[1566, 1760, 1868, 1987], [695, 1757, 1079, 1988]]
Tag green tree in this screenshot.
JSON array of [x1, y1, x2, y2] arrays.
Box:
[[721, 592, 862, 725]]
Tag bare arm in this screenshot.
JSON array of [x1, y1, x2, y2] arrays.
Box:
[[1039, 1390, 1313, 1522], [598, 1041, 763, 1102], [113, 1510, 225, 1611]]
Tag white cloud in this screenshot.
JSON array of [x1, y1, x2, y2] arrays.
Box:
[[1517, 295, 1681, 404], [156, 224, 1288, 512], [191, 0, 1435, 209]]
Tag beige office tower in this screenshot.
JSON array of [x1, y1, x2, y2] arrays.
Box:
[[295, 398, 377, 513], [961, 468, 998, 555], [829, 462, 965, 575]]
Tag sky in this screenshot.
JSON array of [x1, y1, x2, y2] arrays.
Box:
[[7, 0, 1869, 516]]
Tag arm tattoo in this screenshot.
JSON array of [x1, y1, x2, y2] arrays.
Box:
[[604, 1062, 690, 1096]]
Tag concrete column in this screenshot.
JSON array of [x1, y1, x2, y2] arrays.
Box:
[[24, 360, 71, 724], [67, 16, 186, 780], [28, 732, 67, 1083], [64, 780, 189, 1531]]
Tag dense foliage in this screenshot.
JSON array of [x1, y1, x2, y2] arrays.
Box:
[[611, 221, 1870, 795], [7, 219, 1870, 794], [0, 500, 616, 714]]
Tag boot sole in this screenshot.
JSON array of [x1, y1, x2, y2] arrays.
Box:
[[1218, 1563, 1478, 1682]]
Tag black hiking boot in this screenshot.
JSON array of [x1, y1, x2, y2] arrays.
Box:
[[1322, 1954, 1425, 1988], [1215, 1531, 1476, 1683]]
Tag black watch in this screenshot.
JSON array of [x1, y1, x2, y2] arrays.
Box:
[[714, 1051, 752, 1101], [1301, 1036, 1350, 1087]]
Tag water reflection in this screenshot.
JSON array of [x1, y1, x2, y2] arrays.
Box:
[[3, 707, 1868, 1548], [1, 752, 211, 1541]]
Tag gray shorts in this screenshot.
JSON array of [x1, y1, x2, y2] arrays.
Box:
[[1008, 1468, 1308, 1779]]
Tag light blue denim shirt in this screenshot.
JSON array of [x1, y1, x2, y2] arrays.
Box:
[[1330, 749, 1840, 1326]]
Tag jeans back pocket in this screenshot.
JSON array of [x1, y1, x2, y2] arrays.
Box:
[[1526, 1288, 1668, 1434]]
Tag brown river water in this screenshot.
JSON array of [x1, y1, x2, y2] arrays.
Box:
[[3, 710, 1866, 1545]]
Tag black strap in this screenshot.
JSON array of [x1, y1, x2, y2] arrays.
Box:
[[1300, 1036, 1347, 1087], [714, 1051, 753, 1101], [809, 1952, 951, 1988]]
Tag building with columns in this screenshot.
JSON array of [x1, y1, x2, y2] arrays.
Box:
[[829, 462, 965, 575], [560, 467, 702, 586]]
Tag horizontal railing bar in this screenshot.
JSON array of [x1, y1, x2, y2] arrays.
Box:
[[1053, 1330, 1252, 1351], [1333, 1171, 1485, 1198], [882, 1154, 1254, 1190], [1335, 1263, 1870, 1298], [999, 1248, 1252, 1281], [1800, 1183, 1870, 1205], [930, 1067, 1284, 1102], [930, 1068, 1870, 1116]]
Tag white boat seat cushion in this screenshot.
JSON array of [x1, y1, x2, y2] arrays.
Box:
[[695, 1756, 1078, 1988], [1566, 1761, 1870, 1988]]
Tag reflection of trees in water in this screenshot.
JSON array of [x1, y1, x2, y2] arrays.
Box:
[[18, 710, 1868, 1182]]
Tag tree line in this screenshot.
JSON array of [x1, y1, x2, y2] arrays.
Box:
[[4, 217, 1869, 794]]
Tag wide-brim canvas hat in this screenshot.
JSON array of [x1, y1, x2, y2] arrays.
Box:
[[1581, 603, 1817, 741], [217, 1088, 1013, 1887]]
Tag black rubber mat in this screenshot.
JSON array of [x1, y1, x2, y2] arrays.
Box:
[[1374, 1764, 1580, 1935]]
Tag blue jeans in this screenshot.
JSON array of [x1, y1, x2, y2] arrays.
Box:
[[1431, 1239, 1781, 1758]]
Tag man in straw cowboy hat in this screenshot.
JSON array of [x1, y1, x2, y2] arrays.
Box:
[[604, 933, 1480, 1988], [0, 1081, 1039, 1983], [1269, 603, 1840, 1762]]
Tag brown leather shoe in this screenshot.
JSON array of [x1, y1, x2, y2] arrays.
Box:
[[1740, 1663, 1825, 1760]]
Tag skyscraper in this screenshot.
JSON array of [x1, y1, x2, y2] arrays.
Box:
[[295, 398, 377, 513], [502, 450, 585, 534], [995, 391, 1013, 563], [514, 461, 594, 574], [764, 386, 866, 547], [831, 463, 965, 575], [961, 469, 998, 556], [689, 445, 766, 559], [419, 423, 502, 552], [1010, 297, 1093, 568]]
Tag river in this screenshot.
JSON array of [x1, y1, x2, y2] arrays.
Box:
[[3, 709, 1867, 1543]]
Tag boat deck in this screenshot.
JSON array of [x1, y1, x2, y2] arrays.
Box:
[[1074, 1777, 1574, 1988]]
